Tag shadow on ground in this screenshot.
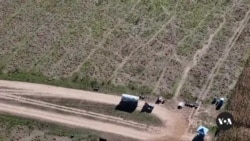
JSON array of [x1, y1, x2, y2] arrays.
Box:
[[115, 101, 137, 113], [192, 134, 204, 141]]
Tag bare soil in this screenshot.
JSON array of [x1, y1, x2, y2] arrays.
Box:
[[0, 80, 190, 141], [1, 0, 250, 141]]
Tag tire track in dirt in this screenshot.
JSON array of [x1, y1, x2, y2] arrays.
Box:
[[151, 3, 219, 94], [175, 2, 219, 48], [0, 92, 150, 130], [0, 103, 153, 140], [109, 16, 175, 83], [172, 0, 241, 100], [200, 9, 250, 100], [67, 20, 121, 77], [152, 61, 169, 94], [1, 9, 56, 69], [44, 37, 90, 73], [68, 0, 142, 78], [109, 1, 180, 83], [153, 0, 228, 97], [188, 8, 250, 132], [0, 80, 188, 141], [184, 1, 240, 131], [151, 42, 181, 94], [173, 18, 226, 99]]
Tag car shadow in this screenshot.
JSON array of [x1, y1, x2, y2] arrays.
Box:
[[115, 101, 137, 113]]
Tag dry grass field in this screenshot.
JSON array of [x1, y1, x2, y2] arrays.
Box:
[[0, 115, 98, 141], [1, 0, 249, 100], [216, 59, 250, 141], [0, 114, 135, 141], [0, 0, 250, 140]]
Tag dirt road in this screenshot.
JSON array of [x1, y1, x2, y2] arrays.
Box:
[[0, 103, 153, 140], [0, 80, 189, 141]]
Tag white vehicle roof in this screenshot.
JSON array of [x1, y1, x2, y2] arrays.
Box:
[[122, 94, 139, 101], [178, 102, 185, 106], [220, 98, 225, 101]]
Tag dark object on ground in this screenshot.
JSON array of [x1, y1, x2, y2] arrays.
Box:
[[185, 102, 199, 109], [212, 97, 217, 104], [216, 98, 224, 110], [155, 99, 160, 104], [115, 101, 138, 113], [155, 96, 164, 104], [177, 106, 182, 109], [141, 102, 154, 113], [214, 129, 220, 137], [99, 138, 107, 141], [115, 94, 139, 113], [216, 102, 223, 110], [178, 102, 185, 109], [93, 87, 99, 91], [192, 134, 204, 141], [139, 95, 145, 100]]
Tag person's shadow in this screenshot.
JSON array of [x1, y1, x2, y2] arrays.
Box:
[[192, 134, 204, 141], [216, 103, 223, 110]]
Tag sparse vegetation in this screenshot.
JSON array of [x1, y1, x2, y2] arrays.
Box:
[[22, 97, 163, 126], [0, 114, 98, 141], [216, 58, 250, 141], [179, 0, 250, 100], [0, 70, 151, 96], [1, 0, 250, 140], [1, 0, 248, 100]]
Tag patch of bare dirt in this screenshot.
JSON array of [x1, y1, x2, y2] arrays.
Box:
[[0, 80, 189, 141]]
